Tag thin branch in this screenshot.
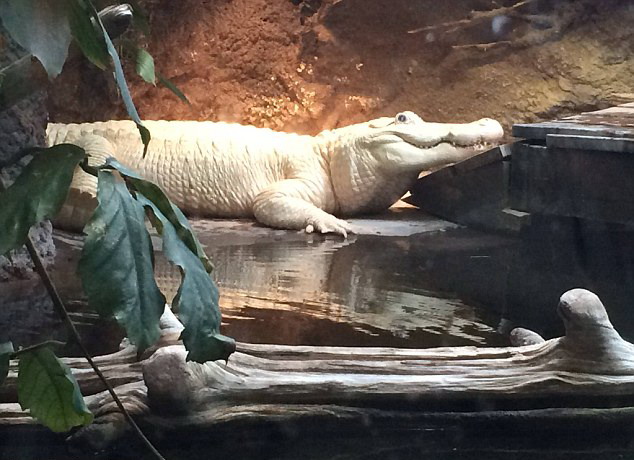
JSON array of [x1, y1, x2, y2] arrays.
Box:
[[11, 340, 66, 358], [452, 41, 513, 51], [23, 235, 166, 460], [407, 0, 539, 34], [0, 169, 165, 460]]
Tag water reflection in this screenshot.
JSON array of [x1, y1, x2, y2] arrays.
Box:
[[0, 279, 60, 347], [20, 212, 634, 351], [0, 277, 123, 355], [153, 221, 507, 348], [46, 215, 508, 348]]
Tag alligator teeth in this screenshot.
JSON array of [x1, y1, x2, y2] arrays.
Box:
[[415, 141, 492, 150]]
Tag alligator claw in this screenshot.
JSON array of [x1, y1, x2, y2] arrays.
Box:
[[305, 216, 352, 238]]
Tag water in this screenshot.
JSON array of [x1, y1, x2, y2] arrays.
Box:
[[49, 210, 510, 350], [162, 234, 507, 347], [4, 210, 634, 459]]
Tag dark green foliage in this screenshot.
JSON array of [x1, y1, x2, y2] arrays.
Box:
[[66, 0, 109, 69], [157, 71, 191, 105], [104, 159, 231, 362], [0, 0, 72, 77], [138, 195, 235, 363], [0, 0, 187, 136], [86, 3, 152, 155], [0, 0, 227, 440], [106, 158, 213, 273], [79, 170, 165, 352], [0, 145, 85, 256], [18, 347, 93, 432]]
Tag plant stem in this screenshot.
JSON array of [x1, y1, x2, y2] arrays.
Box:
[[24, 235, 167, 460], [11, 340, 66, 358]]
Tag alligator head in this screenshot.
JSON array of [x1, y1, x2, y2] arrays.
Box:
[[359, 111, 503, 171], [325, 111, 504, 214]]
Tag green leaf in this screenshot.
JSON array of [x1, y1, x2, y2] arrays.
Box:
[[136, 48, 156, 85], [100, 159, 231, 361], [0, 342, 14, 385], [78, 170, 165, 351], [0, 144, 85, 256], [104, 158, 213, 273], [18, 347, 92, 432], [66, 0, 108, 70], [137, 124, 151, 155], [86, 1, 150, 155], [157, 71, 191, 105], [0, 0, 72, 78], [137, 195, 234, 363]]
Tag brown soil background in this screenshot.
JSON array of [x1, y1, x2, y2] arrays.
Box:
[[50, 0, 634, 136]]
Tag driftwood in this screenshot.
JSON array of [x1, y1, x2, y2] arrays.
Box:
[[1, 288, 634, 452], [407, 0, 603, 52]]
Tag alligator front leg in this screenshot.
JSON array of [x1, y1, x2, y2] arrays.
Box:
[[253, 179, 353, 237]]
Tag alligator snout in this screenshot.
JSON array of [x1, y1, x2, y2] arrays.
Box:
[[446, 118, 504, 146]]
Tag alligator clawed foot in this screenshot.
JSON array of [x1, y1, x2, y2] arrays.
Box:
[[305, 216, 353, 238]]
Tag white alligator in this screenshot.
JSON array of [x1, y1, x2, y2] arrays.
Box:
[[47, 112, 503, 236]]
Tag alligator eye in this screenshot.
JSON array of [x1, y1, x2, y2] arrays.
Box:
[[396, 113, 409, 123]]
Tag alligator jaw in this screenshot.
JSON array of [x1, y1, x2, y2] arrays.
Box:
[[379, 117, 504, 171], [412, 140, 495, 151], [400, 118, 504, 150]]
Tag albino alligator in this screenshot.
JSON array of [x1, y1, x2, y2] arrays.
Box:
[[48, 112, 503, 236]]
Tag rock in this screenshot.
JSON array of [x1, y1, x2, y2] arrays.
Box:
[[0, 28, 52, 281], [509, 327, 545, 346]]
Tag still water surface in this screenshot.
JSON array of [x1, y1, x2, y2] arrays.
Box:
[[160, 227, 507, 348], [49, 213, 509, 350]]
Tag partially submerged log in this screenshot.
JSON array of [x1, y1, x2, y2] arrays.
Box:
[[2, 288, 634, 452]]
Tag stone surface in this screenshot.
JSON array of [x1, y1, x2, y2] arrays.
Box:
[[0, 29, 53, 281]]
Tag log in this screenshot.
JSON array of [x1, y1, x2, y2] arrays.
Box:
[[2, 288, 634, 453], [142, 289, 634, 416]]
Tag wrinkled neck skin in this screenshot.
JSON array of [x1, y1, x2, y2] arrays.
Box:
[[316, 127, 418, 216]]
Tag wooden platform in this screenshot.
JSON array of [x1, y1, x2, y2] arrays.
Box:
[[513, 102, 634, 140], [511, 103, 634, 225], [408, 102, 634, 231], [406, 143, 525, 232]]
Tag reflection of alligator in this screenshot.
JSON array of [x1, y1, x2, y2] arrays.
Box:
[[149, 225, 506, 347], [47, 112, 503, 236], [51, 218, 505, 347]]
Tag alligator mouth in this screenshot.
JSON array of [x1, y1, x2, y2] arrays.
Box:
[[412, 140, 495, 151]]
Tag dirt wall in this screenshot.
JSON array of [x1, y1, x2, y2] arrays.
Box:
[[49, 0, 634, 135]]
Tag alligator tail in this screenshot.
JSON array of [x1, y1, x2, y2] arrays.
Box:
[[48, 127, 117, 232]]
